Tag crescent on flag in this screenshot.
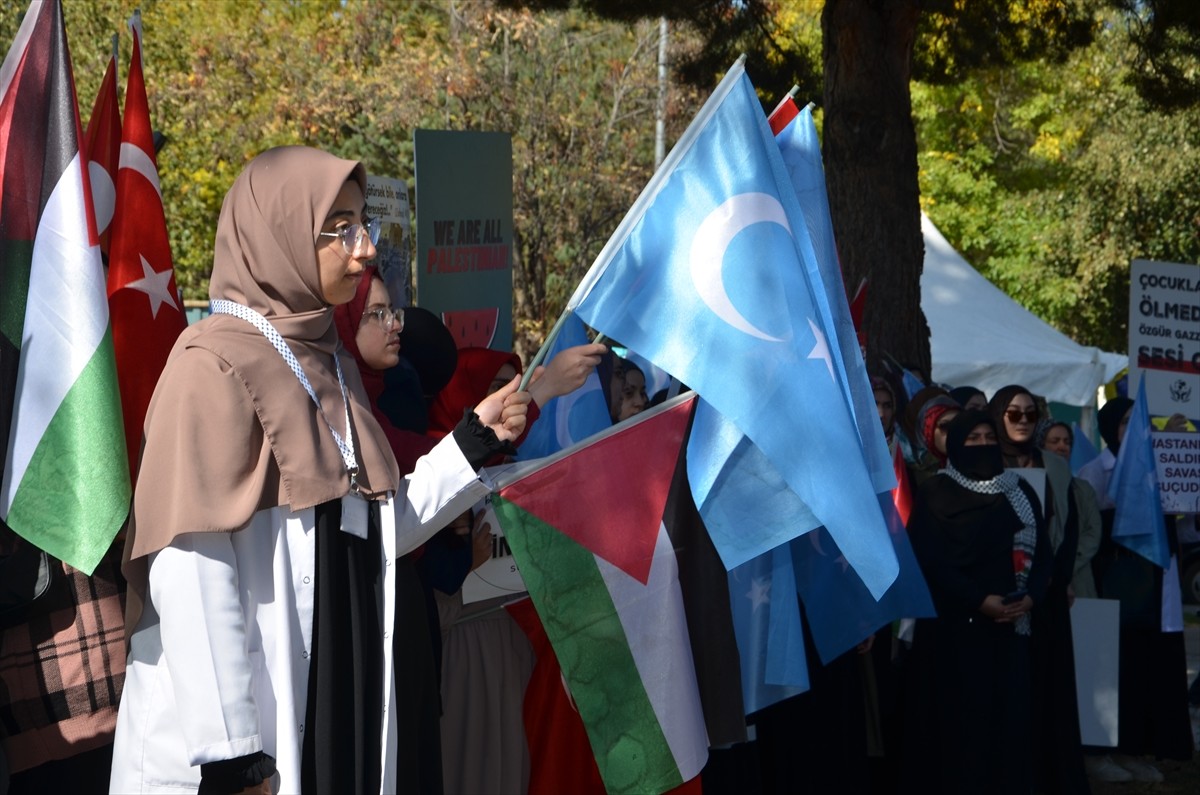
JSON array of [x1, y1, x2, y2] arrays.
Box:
[[688, 192, 787, 342]]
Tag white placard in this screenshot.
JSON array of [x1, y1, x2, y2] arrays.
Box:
[[1128, 260, 1199, 422], [365, 175, 413, 306], [460, 499, 528, 604], [1153, 431, 1200, 513], [1070, 597, 1121, 747]]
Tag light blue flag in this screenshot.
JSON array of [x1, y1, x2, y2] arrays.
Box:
[[727, 543, 809, 715], [516, 312, 611, 460], [1069, 422, 1099, 475], [688, 400, 822, 567], [568, 60, 899, 597], [899, 368, 924, 401], [774, 103, 894, 495], [624, 349, 673, 402], [790, 493, 935, 664], [1107, 377, 1169, 568]]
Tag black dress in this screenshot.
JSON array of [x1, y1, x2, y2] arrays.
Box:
[[1029, 477, 1090, 794], [1092, 510, 1194, 761], [902, 473, 1050, 795], [301, 498, 384, 795]]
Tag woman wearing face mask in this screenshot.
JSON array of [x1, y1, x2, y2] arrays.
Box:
[[988, 386, 1090, 794], [111, 147, 531, 795], [902, 410, 1050, 795]]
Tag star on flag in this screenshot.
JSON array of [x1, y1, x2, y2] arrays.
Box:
[[127, 253, 178, 318]]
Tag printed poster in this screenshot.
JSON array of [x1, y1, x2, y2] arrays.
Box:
[[413, 130, 513, 351]]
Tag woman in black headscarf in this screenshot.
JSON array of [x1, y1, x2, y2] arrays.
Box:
[[1078, 397, 1193, 780], [987, 385, 1090, 793], [902, 410, 1050, 795]]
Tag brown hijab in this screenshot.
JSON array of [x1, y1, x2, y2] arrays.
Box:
[[126, 146, 399, 568]]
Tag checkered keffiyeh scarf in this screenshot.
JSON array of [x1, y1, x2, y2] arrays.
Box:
[[0, 552, 126, 772], [943, 463, 1038, 636]]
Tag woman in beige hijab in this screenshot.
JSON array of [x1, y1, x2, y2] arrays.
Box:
[[110, 147, 530, 795]]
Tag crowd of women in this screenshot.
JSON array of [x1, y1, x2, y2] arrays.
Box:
[[0, 146, 1196, 794], [864, 374, 1196, 793]]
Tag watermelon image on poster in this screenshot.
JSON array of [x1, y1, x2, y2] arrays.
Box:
[[442, 307, 500, 349]]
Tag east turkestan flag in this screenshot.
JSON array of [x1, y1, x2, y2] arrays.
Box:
[[1108, 377, 1170, 568], [0, 0, 131, 574], [489, 393, 708, 795], [568, 59, 899, 597], [106, 11, 187, 479]]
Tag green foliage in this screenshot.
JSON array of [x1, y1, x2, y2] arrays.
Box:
[[6, 0, 1197, 359], [3, 0, 686, 352], [915, 0, 1098, 82], [915, 14, 1200, 353], [1111, 0, 1200, 110]]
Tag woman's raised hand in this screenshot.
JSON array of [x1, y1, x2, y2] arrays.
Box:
[[473, 374, 532, 442]]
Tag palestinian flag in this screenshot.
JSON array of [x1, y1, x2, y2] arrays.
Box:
[[0, 0, 131, 574], [491, 394, 708, 795], [106, 12, 187, 479]]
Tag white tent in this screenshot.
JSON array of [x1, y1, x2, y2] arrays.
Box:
[[921, 214, 1126, 407]]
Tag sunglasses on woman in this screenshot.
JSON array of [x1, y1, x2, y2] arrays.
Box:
[[1004, 407, 1038, 424]]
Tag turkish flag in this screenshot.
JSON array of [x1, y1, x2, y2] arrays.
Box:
[[84, 50, 120, 258], [892, 440, 912, 526], [106, 14, 187, 480]]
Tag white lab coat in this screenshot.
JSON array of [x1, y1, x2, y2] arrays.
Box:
[[111, 434, 491, 794]]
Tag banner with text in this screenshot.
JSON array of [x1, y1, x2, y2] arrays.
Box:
[[1153, 432, 1200, 513], [1129, 259, 1199, 422], [365, 175, 413, 306], [1128, 260, 1200, 512], [414, 130, 513, 351]]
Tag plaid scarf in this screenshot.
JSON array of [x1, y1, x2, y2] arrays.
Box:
[[943, 463, 1037, 636], [0, 551, 126, 772]]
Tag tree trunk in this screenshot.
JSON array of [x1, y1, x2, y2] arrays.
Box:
[[821, 0, 929, 379]]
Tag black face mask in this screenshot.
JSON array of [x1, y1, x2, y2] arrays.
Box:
[[950, 442, 1005, 481], [945, 410, 1006, 480]]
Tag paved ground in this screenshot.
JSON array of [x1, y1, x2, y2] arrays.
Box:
[[1088, 616, 1199, 793]]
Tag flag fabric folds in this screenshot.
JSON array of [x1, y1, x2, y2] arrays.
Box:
[[106, 13, 188, 480], [1069, 422, 1098, 475], [516, 312, 610, 460], [790, 493, 935, 664], [490, 395, 708, 795], [1107, 377, 1169, 568], [84, 47, 119, 258], [891, 440, 913, 526], [727, 541, 809, 715], [660, 429, 748, 746], [568, 60, 898, 597], [768, 96, 894, 496], [0, 0, 130, 574]]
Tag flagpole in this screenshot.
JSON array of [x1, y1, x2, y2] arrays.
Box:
[[518, 308, 572, 391], [524, 55, 749, 391]]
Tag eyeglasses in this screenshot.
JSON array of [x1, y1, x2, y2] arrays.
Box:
[[1004, 407, 1038, 424], [361, 306, 404, 331], [319, 217, 381, 256]]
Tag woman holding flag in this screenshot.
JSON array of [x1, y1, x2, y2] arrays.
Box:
[[110, 146, 531, 795]]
